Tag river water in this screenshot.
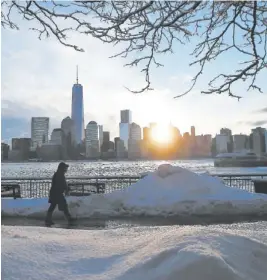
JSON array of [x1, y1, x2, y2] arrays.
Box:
[[2, 159, 267, 177]]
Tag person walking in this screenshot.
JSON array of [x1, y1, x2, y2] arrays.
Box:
[[45, 162, 74, 226]]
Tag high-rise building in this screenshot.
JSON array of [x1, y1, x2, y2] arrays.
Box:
[[119, 123, 131, 150], [140, 139, 149, 159], [119, 109, 132, 151], [220, 128, 232, 136], [114, 137, 125, 158], [183, 132, 190, 139], [50, 129, 64, 145], [120, 110, 132, 123], [85, 121, 100, 158], [233, 134, 249, 152], [61, 117, 75, 144], [194, 134, 212, 157], [98, 125, 103, 147], [215, 134, 229, 153], [109, 141, 115, 151], [71, 67, 84, 144], [251, 127, 266, 155], [114, 137, 120, 152], [219, 128, 233, 152], [143, 127, 149, 141], [31, 117, 49, 149], [61, 117, 75, 159], [101, 131, 111, 153], [128, 123, 142, 159], [103, 131, 110, 143], [38, 143, 62, 161], [171, 126, 181, 142], [130, 123, 142, 141], [1, 143, 9, 161], [10, 138, 31, 160], [265, 130, 267, 154], [191, 126, 196, 137]]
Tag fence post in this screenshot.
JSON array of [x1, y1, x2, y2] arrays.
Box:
[[30, 180, 32, 198], [13, 186, 16, 200]]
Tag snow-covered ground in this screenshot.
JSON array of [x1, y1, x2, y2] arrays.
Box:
[[2, 224, 267, 280], [2, 164, 267, 219]]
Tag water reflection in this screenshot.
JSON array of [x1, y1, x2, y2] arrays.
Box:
[[2, 159, 267, 178]]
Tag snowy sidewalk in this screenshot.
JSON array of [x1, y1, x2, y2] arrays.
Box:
[[2, 225, 267, 280], [2, 215, 267, 230]]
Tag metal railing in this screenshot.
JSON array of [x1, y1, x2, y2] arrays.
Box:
[[1, 176, 141, 198], [1, 173, 267, 198]]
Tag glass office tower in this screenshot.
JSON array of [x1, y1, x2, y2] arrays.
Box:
[[71, 67, 84, 144]]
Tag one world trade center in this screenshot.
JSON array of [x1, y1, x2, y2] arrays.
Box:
[[71, 66, 84, 144]]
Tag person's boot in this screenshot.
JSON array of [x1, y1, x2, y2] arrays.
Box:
[[64, 213, 75, 225], [45, 212, 54, 226]]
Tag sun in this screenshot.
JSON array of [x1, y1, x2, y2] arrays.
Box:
[[151, 125, 173, 143]]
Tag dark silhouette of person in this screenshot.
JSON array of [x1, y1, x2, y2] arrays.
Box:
[[45, 162, 74, 226]]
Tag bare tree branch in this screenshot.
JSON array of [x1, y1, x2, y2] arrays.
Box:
[[1, 1, 266, 98]]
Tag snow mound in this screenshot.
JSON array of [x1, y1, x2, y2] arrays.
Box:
[[2, 225, 267, 280], [119, 233, 267, 280], [2, 164, 267, 218]]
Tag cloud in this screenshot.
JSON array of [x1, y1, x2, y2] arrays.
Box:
[[1, 100, 69, 142], [1, 117, 30, 144], [236, 120, 267, 127], [249, 120, 267, 126], [254, 107, 267, 114]]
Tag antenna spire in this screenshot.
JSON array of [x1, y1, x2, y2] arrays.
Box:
[[76, 65, 79, 84]]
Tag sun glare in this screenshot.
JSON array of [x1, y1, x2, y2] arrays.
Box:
[[151, 125, 172, 143]]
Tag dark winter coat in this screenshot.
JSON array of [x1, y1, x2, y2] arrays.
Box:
[[48, 171, 68, 205]]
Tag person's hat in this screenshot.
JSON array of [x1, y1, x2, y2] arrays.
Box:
[[58, 162, 69, 170]]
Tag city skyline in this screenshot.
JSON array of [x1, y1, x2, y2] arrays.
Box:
[[3, 112, 267, 162], [1, 12, 267, 143]]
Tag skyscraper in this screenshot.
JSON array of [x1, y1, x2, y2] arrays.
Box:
[[85, 121, 100, 158], [130, 123, 142, 141], [71, 66, 84, 144], [119, 109, 132, 151], [119, 123, 131, 150], [143, 127, 149, 141], [31, 117, 49, 149], [50, 129, 64, 145], [103, 131, 110, 143], [61, 117, 75, 144], [120, 110, 132, 123], [61, 116, 75, 159], [101, 131, 111, 152], [220, 128, 232, 136], [251, 127, 266, 155], [11, 138, 31, 160], [114, 137, 125, 158], [191, 126, 196, 137], [98, 125, 103, 147], [128, 122, 142, 159]]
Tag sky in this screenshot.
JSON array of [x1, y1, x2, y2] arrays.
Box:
[[1, 7, 267, 144]]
